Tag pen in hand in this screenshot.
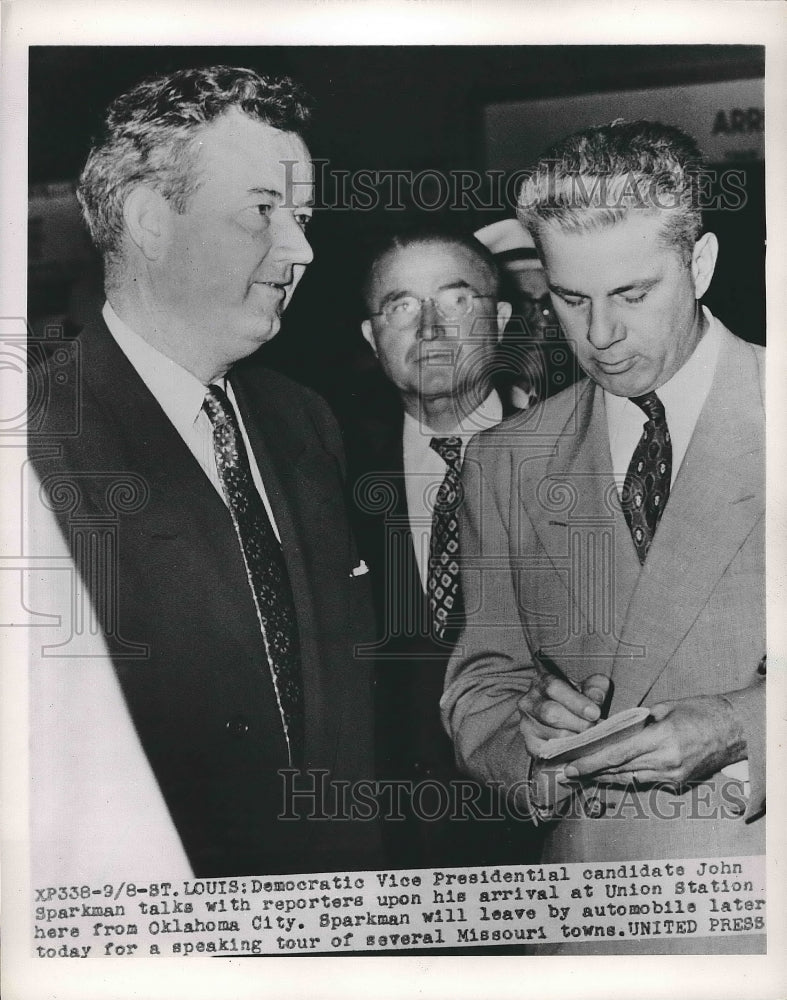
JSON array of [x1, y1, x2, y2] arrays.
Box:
[[532, 648, 610, 721], [533, 647, 581, 693], [530, 650, 607, 805]]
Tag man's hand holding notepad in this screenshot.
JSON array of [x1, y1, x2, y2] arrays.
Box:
[[534, 706, 652, 767], [519, 649, 651, 812], [528, 648, 652, 769], [520, 649, 751, 816]]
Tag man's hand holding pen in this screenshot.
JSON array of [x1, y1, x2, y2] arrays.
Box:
[[518, 650, 752, 794], [517, 649, 611, 759]]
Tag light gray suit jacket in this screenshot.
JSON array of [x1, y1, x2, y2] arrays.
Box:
[[442, 320, 765, 875]]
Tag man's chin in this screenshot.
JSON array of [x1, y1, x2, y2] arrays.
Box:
[[251, 314, 282, 346], [583, 361, 655, 398], [226, 317, 282, 366], [416, 373, 456, 397]]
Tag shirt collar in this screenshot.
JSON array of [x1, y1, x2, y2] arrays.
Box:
[[102, 301, 216, 432], [604, 305, 722, 434], [403, 389, 503, 445]]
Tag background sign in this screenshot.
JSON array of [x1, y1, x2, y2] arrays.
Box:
[[484, 77, 764, 169]]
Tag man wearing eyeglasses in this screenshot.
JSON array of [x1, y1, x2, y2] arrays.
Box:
[[352, 230, 533, 869]]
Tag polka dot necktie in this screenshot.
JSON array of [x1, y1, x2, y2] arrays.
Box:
[[621, 392, 672, 564], [427, 436, 464, 641], [203, 384, 304, 765]]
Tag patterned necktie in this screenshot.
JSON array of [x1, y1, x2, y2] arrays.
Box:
[[427, 436, 464, 641], [621, 391, 672, 564], [203, 384, 304, 764]]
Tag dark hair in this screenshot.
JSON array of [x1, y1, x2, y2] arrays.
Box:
[[77, 65, 313, 265], [517, 119, 705, 263], [362, 229, 502, 312]]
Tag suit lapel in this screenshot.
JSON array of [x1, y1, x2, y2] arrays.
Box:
[[370, 413, 434, 629], [79, 319, 243, 569], [525, 381, 641, 662], [375, 413, 411, 524], [80, 320, 340, 768], [609, 327, 765, 711], [230, 369, 353, 769], [367, 410, 423, 569], [73, 319, 294, 771]]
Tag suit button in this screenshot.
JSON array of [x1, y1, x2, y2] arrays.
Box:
[[225, 715, 250, 738]]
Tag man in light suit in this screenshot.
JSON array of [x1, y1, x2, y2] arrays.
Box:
[[441, 121, 764, 953], [29, 66, 379, 877]]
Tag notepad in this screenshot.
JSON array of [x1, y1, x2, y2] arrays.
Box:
[[535, 706, 652, 766]]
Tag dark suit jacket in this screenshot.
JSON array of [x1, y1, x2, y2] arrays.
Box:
[[347, 396, 542, 868], [29, 315, 381, 876], [350, 414, 457, 779]]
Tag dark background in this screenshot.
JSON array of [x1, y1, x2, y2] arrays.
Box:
[[28, 45, 765, 418]]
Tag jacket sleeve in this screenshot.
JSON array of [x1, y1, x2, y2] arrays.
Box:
[[722, 674, 766, 821], [440, 434, 542, 815]]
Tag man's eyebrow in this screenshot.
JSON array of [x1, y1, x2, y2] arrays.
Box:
[[549, 277, 659, 297], [377, 279, 476, 310], [378, 289, 411, 309], [608, 277, 659, 295], [549, 282, 584, 298], [247, 186, 314, 209], [247, 186, 282, 200], [438, 279, 475, 292]]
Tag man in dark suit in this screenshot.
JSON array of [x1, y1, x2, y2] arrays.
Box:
[[350, 230, 541, 867], [29, 66, 379, 878]]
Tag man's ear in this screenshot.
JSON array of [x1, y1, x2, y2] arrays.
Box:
[[122, 186, 170, 261], [691, 232, 719, 300], [496, 301, 513, 342], [361, 319, 378, 357]]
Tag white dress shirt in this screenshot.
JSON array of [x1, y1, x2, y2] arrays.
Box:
[[403, 391, 503, 589], [103, 302, 280, 537], [605, 306, 722, 497]]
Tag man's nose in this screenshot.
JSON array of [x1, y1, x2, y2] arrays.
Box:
[[275, 214, 314, 267], [587, 301, 624, 350], [418, 298, 447, 340]]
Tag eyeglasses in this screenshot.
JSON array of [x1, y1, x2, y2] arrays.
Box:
[[370, 290, 493, 329]]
